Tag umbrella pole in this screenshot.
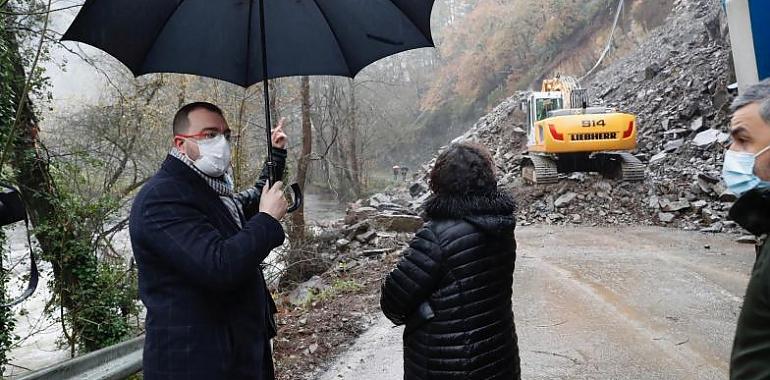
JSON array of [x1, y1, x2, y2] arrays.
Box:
[[256, 0, 303, 214], [258, 0, 275, 185]]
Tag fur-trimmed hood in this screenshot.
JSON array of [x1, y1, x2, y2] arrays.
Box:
[[423, 190, 517, 235]]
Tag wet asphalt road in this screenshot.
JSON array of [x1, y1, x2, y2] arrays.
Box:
[[317, 226, 755, 380]]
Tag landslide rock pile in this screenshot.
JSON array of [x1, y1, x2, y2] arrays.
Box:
[[402, 0, 745, 233]]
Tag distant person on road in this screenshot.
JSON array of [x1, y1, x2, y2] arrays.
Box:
[[380, 142, 521, 380], [725, 78, 770, 380], [393, 165, 401, 181], [400, 166, 409, 181], [130, 102, 289, 380]]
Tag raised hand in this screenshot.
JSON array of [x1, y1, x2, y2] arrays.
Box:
[[272, 117, 288, 149]]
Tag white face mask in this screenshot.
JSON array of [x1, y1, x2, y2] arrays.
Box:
[[191, 135, 231, 177]]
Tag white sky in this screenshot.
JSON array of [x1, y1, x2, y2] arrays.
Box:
[[41, 1, 111, 112]]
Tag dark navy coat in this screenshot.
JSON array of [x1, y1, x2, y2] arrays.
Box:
[[130, 151, 286, 380], [730, 187, 770, 380]]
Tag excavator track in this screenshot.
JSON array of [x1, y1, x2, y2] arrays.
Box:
[[616, 152, 645, 182], [521, 154, 559, 185], [594, 152, 645, 182]]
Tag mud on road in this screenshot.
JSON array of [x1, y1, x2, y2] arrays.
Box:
[[317, 226, 754, 380]]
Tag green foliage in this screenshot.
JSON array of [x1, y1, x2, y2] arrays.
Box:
[[35, 171, 139, 353], [302, 279, 363, 309], [0, 44, 13, 133], [0, 16, 17, 375], [0, 2, 139, 369], [0, 18, 16, 153], [0, 229, 16, 376]]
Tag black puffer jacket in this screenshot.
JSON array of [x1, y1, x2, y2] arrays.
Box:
[[380, 191, 521, 380]]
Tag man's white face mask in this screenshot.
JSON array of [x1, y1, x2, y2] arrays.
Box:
[[192, 134, 231, 177]]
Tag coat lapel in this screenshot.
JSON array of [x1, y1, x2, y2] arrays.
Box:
[[160, 155, 241, 233]]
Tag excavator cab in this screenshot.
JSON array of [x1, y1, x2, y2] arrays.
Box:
[[525, 92, 564, 147], [535, 97, 563, 121]]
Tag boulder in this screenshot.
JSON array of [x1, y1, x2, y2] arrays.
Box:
[[718, 190, 738, 202], [316, 230, 339, 243], [343, 221, 371, 240], [691, 200, 708, 210], [693, 129, 728, 148], [650, 152, 668, 164], [546, 213, 564, 222], [648, 196, 661, 210], [690, 117, 705, 132], [593, 181, 613, 193], [658, 212, 676, 223], [344, 206, 378, 225], [355, 230, 378, 244], [374, 214, 423, 233], [663, 128, 689, 139], [335, 239, 351, 250], [664, 139, 685, 152], [696, 174, 720, 195], [288, 276, 326, 306], [375, 202, 412, 214], [700, 222, 723, 233], [661, 199, 691, 212], [645, 63, 661, 79], [555, 192, 578, 208], [368, 193, 392, 208]]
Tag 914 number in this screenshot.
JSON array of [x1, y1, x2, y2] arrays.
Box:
[[582, 120, 606, 127]]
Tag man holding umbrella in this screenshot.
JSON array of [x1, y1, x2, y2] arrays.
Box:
[[63, 0, 437, 377], [129, 102, 289, 379]]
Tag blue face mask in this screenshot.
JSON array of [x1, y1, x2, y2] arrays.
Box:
[[722, 145, 770, 197]]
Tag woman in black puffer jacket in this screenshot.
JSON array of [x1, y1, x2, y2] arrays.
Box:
[[380, 142, 521, 380]]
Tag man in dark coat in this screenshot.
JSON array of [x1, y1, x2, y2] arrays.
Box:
[[130, 102, 289, 380], [380, 143, 521, 380], [727, 79, 770, 380]]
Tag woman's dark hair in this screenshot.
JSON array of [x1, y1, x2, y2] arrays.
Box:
[[429, 142, 497, 196]]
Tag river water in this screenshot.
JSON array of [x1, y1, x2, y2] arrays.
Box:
[[301, 191, 347, 224]]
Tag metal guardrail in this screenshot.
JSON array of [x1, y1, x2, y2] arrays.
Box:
[[16, 336, 144, 380]]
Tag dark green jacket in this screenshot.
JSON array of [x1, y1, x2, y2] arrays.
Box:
[[730, 187, 770, 380]]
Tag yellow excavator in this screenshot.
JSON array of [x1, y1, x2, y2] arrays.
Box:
[[520, 76, 645, 184]]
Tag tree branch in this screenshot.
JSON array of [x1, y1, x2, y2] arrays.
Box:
[[0, 4, 82, 16]]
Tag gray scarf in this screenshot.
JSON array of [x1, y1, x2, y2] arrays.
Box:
[[169, 148, 243, 228]]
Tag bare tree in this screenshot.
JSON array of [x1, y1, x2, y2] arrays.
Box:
[[289, 76, 312, 239]]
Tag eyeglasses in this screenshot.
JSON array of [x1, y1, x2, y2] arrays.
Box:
[[176, 130, 240, 143]]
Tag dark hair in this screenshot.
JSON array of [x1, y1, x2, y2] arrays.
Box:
[[429, 142, 497, 196], [731, 78, 770, 125], [173, 102, 224, 135]]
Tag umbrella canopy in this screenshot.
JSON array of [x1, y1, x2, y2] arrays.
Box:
[[62, 0, 435, 88], [62, 0, 436, 212]]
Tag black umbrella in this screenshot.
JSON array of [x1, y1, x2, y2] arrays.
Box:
[[62, 0, 436, 212]]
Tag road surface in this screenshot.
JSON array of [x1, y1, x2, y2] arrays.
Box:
[[317, 226, 755, 380]]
